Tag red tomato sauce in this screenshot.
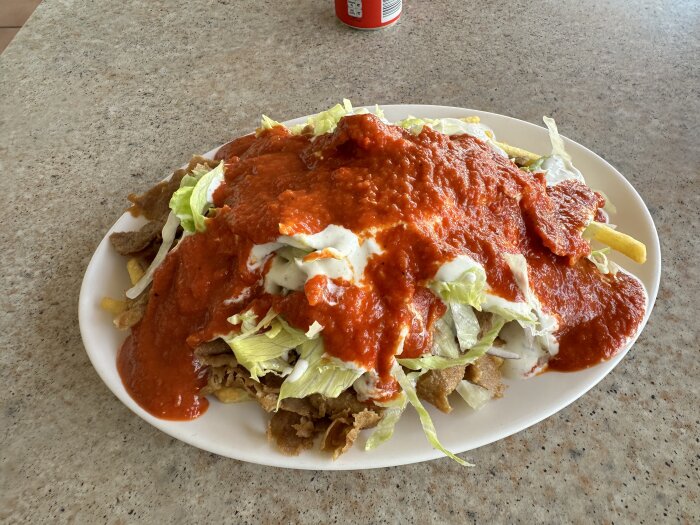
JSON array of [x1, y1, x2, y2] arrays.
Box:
[[118, 114, 646, 419]]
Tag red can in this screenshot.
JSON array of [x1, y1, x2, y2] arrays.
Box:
[[335, 0, 402, 30]]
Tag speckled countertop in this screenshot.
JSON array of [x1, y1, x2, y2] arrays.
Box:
[[1, 0, 698, 523]]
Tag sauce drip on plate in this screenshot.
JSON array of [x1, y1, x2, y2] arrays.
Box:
[[118, 114, 645, 419]]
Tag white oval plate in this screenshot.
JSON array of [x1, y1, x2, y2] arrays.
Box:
[[79, 105, 660, 470]]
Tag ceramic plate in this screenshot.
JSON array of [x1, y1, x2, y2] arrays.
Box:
[[79, 105, 661, 470]]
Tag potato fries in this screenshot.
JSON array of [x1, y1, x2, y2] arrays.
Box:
[[586, 222, 647, 264], [127, 258, 145, 285], [100, 297, 128, 315], [460, 116, 481, 124], [214, 387, 252, 403], [494, 141, 541, 165]]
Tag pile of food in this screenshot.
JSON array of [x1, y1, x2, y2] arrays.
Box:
[[102, 101, 647, 463]]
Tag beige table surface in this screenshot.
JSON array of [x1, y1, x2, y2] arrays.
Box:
[[1, 1, 698, 523]]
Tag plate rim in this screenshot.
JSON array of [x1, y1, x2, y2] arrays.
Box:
[[78, 104, 661, 470]]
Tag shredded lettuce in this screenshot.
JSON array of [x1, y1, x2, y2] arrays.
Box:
[[587, 247, 619, 275], [396, 117, 506, 156], [596, 190, 617, 215], [261, 101, 386, 138], [228, 307, 278, 336], [284, 102, 379, 135], [429, 302, 480, 360], [125, 212, 180, 299], [169, 162, 224, 233], [456, 380, 492, 410], [450, 302, 480, 350], [188, 162, 224, 231], [427, 256, 490, 358], [542, 116, 571, 162], [225, 305, 359, 399], [501, 253, 559, 339], [228, 308, 260, 334], [397, 116, 484, 139], [168, 174, 198, 231], [225, 315, 305, 381], [364, 392, 408, 450], [126, 163, 223, 299], [190, 162, 225, 232], [371, 104, 386, 121], [430, 309, 460, 358], [305, 320, 324, 338], [540, 117, 584, 186], [481, 294, 537, 324], [398, 318, 506, 371], [392, 361, 471, 466], [277, 338, 364, 405], [522, 156, 545, 172], [430, 266, 486, 310], [259, 114, 282, 132], [397, 116, 441, 135], [309, 99, 353, 136]]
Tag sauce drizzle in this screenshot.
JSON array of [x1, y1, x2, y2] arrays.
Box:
[[117, 114, 646, 419]]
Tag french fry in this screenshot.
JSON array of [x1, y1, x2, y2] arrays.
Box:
[[127, 258, 145, 285], [586, 222, 647, 264], [112, 292, 149, 329], [100, 297, 128, 315], [214, 387, 252, 404], [460, 116, 481, 124], [494, 141, 542, 165], [458, 118, 542, 162]]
